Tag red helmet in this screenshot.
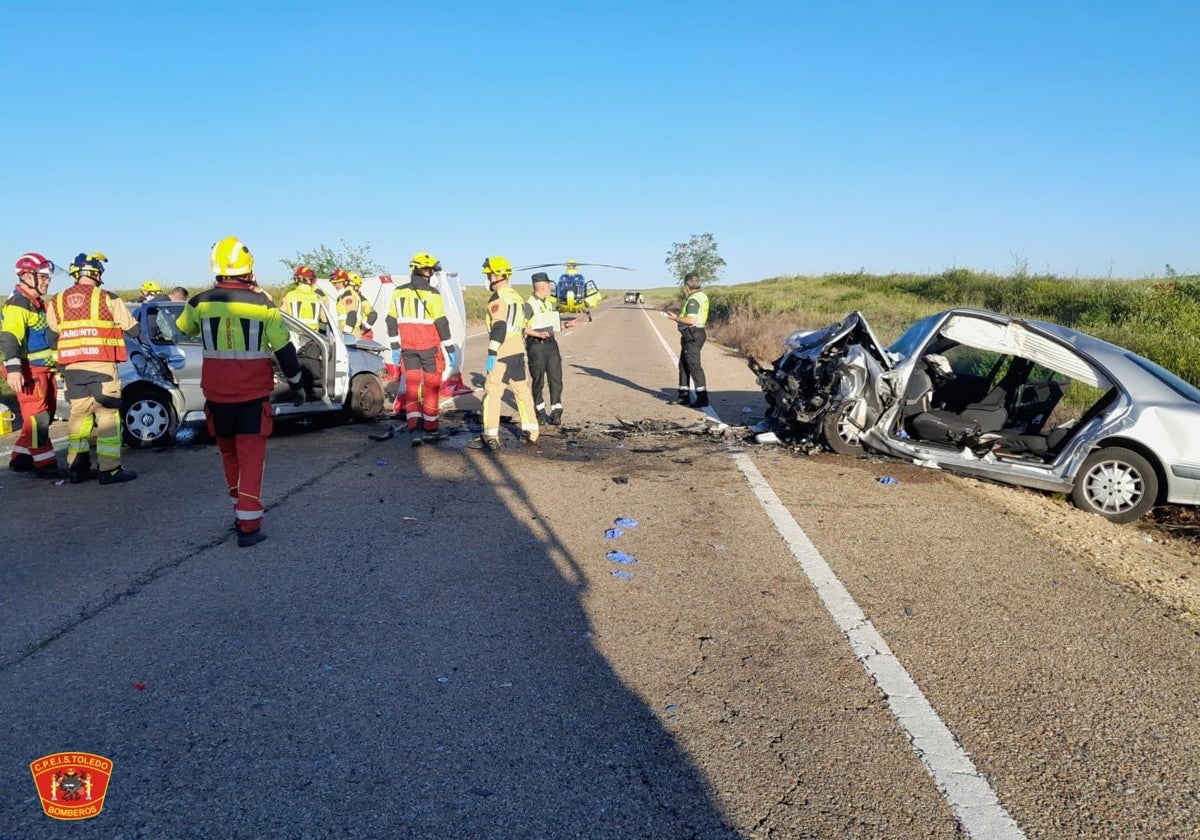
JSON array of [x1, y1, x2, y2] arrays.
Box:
[[293, 265, 316, 282], [15, 252, 54, 277], [330, 268, 351, 284]]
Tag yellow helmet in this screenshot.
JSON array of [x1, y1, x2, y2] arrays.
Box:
[[140, 280, 162, 294], [410, 252, 441, 271], [210, 236, 254, 277], [481, 255, 512, 278], [347, 271, 363, 288]]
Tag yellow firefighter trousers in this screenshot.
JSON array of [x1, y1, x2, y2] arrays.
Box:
[[482, 352, 539, 442]]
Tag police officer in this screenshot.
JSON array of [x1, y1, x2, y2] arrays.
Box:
[[176, 237, 305, 547], [664, 272, 710, 408], [524, 272, 581, 425], [46, 252, 140, 483]]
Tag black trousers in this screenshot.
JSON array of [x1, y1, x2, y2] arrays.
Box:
[[526, 337, 563, 407], [678, 327, 707, 391]]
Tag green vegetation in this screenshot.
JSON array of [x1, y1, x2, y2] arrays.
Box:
[[664, 232, 726, 286], [702, 268, 1200, 388]]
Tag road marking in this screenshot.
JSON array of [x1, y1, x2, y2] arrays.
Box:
[[642, 307, 1025, 840]]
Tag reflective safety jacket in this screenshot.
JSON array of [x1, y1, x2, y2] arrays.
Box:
[[176, 282, 302, 402], [486, 285, 531, 358], [281, 283, 326, 331], [346, 290, 377, 334], [386, 274, 452, 352], [526, 294, 560, 334], [1, 285, 55, 371], [48, 284, 134, 366], [680, 290, 710, 330]]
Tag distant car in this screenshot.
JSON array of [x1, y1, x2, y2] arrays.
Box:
[[624, 291, 645, 304], [57, 298, 389, 448], [750, 308, 1200, 523]]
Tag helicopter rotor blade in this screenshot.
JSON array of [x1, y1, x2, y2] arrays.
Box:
[[513, 261, 635, 272]]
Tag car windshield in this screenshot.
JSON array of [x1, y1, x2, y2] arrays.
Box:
[[1126, 353, 1200, 403], [887, 313, 940, 360]]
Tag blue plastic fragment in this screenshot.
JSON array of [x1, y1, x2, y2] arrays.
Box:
[[611, 570, 634, 580], [665, 704, 681, 713], [376, 459, 389, 466], [876, 475, 899, 485], [604, 528, 624, 540], [606, 550, 638, 565], [614, 517, 638, 528]]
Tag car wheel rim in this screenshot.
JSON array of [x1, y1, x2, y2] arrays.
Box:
[[1083, 459, 1144, 514], [836, 412, 859, 446], [126, 399, 168, 441]]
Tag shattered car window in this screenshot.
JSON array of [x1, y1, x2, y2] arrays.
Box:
[[887, 313, 941, 361]]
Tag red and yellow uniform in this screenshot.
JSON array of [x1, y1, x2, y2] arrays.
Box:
[[482, 284, 538, 442], [176, 263, 303, 542], [46, 280, 137, 479], [386, 273, 454, 436], [2, 284, 58, 472]]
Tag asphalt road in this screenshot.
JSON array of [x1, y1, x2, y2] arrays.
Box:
[[2, 301, 1198, 838]]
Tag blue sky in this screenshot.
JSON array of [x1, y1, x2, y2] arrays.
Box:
[[2, 1, 1196, 291]]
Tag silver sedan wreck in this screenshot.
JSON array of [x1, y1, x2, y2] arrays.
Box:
[[749, 309, 1200, 523]]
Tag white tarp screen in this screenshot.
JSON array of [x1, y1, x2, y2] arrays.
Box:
[[940, 316, 1111, 389]]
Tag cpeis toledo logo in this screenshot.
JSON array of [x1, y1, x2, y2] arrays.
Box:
[[29, 752, 114, 820]]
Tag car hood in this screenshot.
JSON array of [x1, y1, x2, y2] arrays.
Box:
[[782, 311, 894, 370]]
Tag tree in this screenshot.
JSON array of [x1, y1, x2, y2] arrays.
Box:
[[280, 240, 385, 279], [664, 233, 726, 286]]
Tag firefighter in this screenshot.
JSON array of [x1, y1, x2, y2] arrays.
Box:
[[176, 236, 305, 548], [281, 265, 326, 400], [2, 252, 68, 477], [328, 268, 352, 334], [468, 256, 538, 450], [524, 271, 582, 426], [344, 272, 377, 339], [386, 252, 458, 446], [136, 281, 168, 303], [664, 272, 710, 407], [45, 252, 140, 484]]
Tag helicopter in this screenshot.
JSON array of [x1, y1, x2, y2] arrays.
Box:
[[514, 259, 633, 321]]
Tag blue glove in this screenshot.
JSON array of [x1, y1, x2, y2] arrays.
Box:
[[391, 349, 400, 365], [446, 350, 458, 368], [485, 355, 496, 374]]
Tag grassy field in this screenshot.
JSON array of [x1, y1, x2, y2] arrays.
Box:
[[685, 269, 1200, 390]]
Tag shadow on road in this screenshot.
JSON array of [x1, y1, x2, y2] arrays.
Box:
[[0, 425, 740, 837]]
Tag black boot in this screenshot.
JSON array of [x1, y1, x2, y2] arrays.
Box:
[[35, 463, 71, 480], [693, 392, 710, 408], [9, 454, 34, 473], [238, 529, 268, 547], [675, 391, 691, 405], [549, 408, 563, 425], [98, 466, 138, 485], [69, 455, 96, 484]]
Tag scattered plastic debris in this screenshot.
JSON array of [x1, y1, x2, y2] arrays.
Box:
[[321, 664, 335, 672], [665, 703, 681, 713], [437, 676, 450, 684], [755, 431, 781, 444], [402, 516, 418, 522], [376, 459, 389, 466], [895, 429, 911, 440], [1143, 536, 1153, 543], [614, 517, 638, 528], [54, 479, 66, 486], [606, 550, 638, 565], [605, 528, 624, 540], [174, 425, 198, 444], [741, 407, 754, 414], [611, 570, 634, 580], [134, 682, 147, 691], [877, 476, 900, 486], [368, 427, 395, 442], [912, 459, 941, 469]]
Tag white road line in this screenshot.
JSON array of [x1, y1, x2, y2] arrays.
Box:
[[641, 307, 1025, 840]]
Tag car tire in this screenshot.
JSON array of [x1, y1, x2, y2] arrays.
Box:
[[821, 400, 863, 456], [1069, 446, 1159, 523], [347, 373, 385, 422], [122, 387, 177, 448]]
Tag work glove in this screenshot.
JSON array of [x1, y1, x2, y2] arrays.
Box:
[[485, 355, 496, 374], [391, 348, 401, 365], [446, 349, 458, 368]]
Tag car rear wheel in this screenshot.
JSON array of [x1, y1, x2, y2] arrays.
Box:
[[820, 400, 864, 456], [1069, 446, 1159, 523], [123, 387, 177, 448], [347, 373, 385, 422]]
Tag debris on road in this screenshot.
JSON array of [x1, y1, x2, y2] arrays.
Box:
[[606, 550, 638, 565], [877, 476, 900, 486], [612, 475, 629, 484], [605, 528, 624, 540], [611, 570, 634, 580], [614, 517, 638, 528]]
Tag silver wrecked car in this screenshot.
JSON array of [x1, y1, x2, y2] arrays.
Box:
[[57, 298, 389, 447], [750, 308, 1200, 523]]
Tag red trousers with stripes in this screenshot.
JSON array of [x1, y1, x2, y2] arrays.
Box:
[[205, 398, 273, 535], [401, 347, 445, 433], [10, 365, 57, 468]]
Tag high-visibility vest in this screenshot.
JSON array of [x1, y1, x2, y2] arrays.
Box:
[[681, 290, 710, 328], [52, 284, 127, 365], [282, 283, 323, 330], [486, 286, 529, 356], [526, 295, 559, 333], [1, 288, 55, 367], [389, 285, 447, 350]]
